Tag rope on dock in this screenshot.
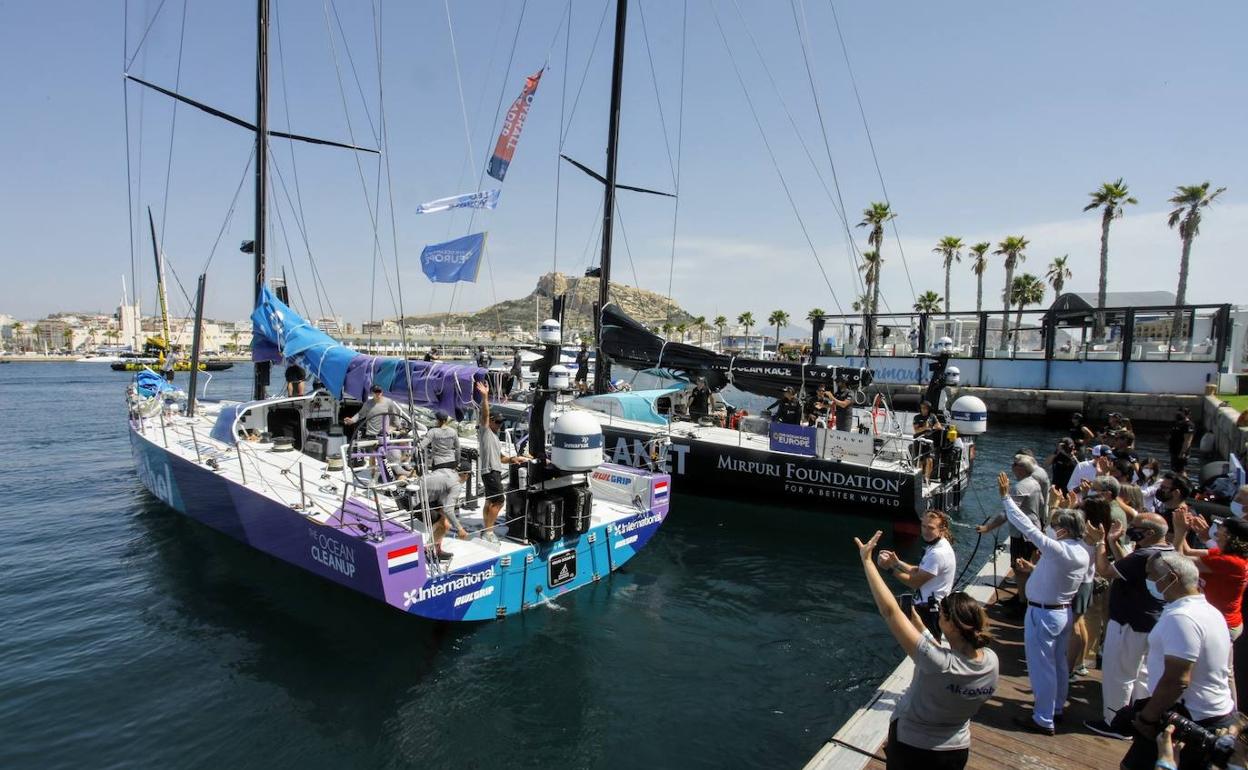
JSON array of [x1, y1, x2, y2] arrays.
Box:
[[821, 737, 885, 763]]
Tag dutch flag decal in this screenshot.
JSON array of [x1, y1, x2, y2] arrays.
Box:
[[653, 479, 669, 502], [386, 544, 421, 574]]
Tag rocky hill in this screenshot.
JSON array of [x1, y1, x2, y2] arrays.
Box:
[[403, 272, 696, 333]]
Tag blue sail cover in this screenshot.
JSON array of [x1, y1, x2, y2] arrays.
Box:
[[250, 286, 485, 412], [574, 387, 683, 426]]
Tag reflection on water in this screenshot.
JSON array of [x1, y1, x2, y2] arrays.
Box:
[[0, 363, 1085, 768]]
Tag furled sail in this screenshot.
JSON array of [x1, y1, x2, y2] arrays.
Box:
[[250, 286, 484, 413], [599, 304, 873, 400]]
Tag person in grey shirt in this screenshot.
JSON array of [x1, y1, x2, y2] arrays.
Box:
[[855, 529, 999, 767], [977, 455, 1044, 604], [1018, 448, 1051, 527], [417, 465, 470, 560], [344, 385, 404, 437], [417, 410, 461, 471], [475, 381, 527, 543]]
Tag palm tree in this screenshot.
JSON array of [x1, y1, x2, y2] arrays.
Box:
[[968, 242, 991, 316], [11, 321, 23, 352], [858, 249, 884, 315], [993, 236, 1029, 349], [713, 315, 727, 344], [913, 291, 942, 314], [768, 310, 790, 350], [1083, 178, 1137, 337], [736, 311, 755, 340], [851, 294, 872, 313], [932, 236, 963, 318], [661, 323, 672, 340], [857, 203, 895, 344], [1009, 273, 1046, 351], [1045, 255, 1072, 296], [806, 307, 825, 323], [1167, 181, 1227, 345], [676, 322, 687, 342], [693, 315, 707, 346]]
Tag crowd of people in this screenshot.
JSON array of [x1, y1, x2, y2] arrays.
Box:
[[855, 408, 1248, 769]]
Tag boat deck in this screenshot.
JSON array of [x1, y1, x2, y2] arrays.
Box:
[[133, 400, 638, 572]]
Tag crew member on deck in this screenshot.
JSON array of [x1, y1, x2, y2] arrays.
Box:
[[475, 381, 528, 543], [418, 410, 461, 471], [419, 463, 472, 562], [284, 360, 306, 397], [476, 345, 491, 368], [769, 386, 802, 425], [161, 348, 179, 382], [689, 377, 720, 423], [344, 385, 403, 438], [806, 383, 830, 425], [831, 375, 854, 432], [911, 401, 942, 480], [575, 341, 590, 393]]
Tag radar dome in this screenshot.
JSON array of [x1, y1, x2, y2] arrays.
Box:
[[950, 395, 988, 435], [550, 411, 604, 472]]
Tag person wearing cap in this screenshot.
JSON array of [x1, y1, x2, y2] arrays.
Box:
[[1048, 438, 1079, 493], [417, 408, 461, 471], [830, 376, 854, 432], [1099, 412, 1124, 446], [475, 381, 528, 543], [1069, 413, 1095, 454], [769, 386, 803, 425], [344, 384, 404, 438], [418, 463, 473, 561], [1066, 443, 1113, 493], [689, 377, 720, 423]]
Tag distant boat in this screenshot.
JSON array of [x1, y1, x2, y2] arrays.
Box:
[[76, 354, 125, 363]]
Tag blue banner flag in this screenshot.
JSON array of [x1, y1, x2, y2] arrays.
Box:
[[420, 232, 487, 284], [415, 189, 501, 215]]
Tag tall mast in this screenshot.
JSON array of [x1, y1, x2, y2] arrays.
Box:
[[147, 208, 173, 357], [252, 0, 270, 400], [593, 0, 628, 395]]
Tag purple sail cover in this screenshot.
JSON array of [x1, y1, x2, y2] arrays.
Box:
[[343, 353, 484, 415]]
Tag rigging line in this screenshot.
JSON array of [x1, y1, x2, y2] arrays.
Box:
[[273, 0, 326, 319], [201, 146, 255, 274], [268, 156, 338, 318], [443, 0, 477, 185], [320, 0, 399, 318], [156, 0, 188, 286], [728, 0, 863, 301], [826, 0, 917, 303], [270, 185, 312, 317], [329, 0, 381, 144], [708, 5, 844, 316], [663, 0, 688, 324], [551, 0, 572, 276], [782, 0, 868, 301], [559, 0, 613, 149], [122, 0, 138, 326], [124, 0, 170, 71], [464, 0, 530, 332], [635, 1, 677, 192], [612, 199, 642, 290]]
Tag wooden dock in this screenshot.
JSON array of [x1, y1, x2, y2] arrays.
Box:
[[806, 549, 1133, 770]]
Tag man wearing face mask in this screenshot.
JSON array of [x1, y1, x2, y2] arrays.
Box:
[[1120, 552, 1234, 770], [978, 457, 1045, 608], [1155, 473, 1197, 538], [996, 471, 1090, 736], [877, 511, 957, 641], [1085, 513, 1172, 740]]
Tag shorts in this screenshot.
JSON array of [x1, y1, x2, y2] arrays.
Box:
[[575, 368, 589, 383], [885, 720, 969, 770], [1009, 536, 1038, 564], [481, 470, 504, 499], [1071, 581, 1093, 618]]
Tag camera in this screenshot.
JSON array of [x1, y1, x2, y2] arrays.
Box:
[[899, 593, 914, 617], [1163, 710, 1236, 768]]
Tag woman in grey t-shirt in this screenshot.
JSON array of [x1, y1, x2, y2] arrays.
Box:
[[855, 531, 1000, 769]]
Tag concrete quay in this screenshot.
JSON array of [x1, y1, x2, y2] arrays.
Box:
[[881, 383, 1205, 427]]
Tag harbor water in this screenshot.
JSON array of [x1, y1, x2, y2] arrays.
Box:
[[2, 363, 1141, 768]]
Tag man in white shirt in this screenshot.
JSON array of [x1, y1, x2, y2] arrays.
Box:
[[1066, 443, 1113, 493], [1120, 551, 1235, 770], [877, 511, 957, 640], [997, 472, 1090, 736]]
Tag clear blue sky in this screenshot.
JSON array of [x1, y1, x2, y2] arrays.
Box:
[[1, 0, 1244, 326]]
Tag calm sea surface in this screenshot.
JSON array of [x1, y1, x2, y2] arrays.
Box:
[[1, 363, 1124, 768]]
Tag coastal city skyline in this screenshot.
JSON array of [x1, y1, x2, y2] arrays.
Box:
[[2, 1, 1244, 325]]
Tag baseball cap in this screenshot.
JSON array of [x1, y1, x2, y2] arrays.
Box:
[[370, 384, 383, 394], [782, 386, 795, 394], [1091, 444, 1112, 457], [434, 409, 450, 422]]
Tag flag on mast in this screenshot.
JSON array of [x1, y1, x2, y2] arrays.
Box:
[[419, 233, 487, 284], [486, 68, 543, 182], [415, 189, 501, 215]]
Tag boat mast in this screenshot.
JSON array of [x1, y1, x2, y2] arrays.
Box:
[[593, 0, 628, 396], [252, 0, 270, 400]]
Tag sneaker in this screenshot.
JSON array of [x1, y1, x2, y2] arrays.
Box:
[[1084, 719, 1131, 740], [1011, 715, 1054, 737], [1072, 664, 1089, 677], [481, 530, 499, 544], [434, 548, 453, 562]]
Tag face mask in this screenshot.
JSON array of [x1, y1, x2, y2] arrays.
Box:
[[1146, 578, 1167, 602], [1232, 501, 1245, 518], [1208, 522, 1220, 541], [1142, 469, 1154, 479]]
